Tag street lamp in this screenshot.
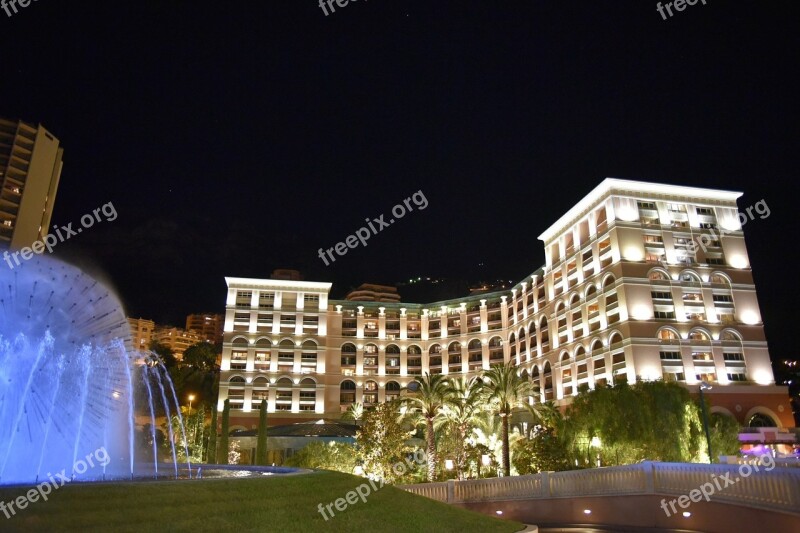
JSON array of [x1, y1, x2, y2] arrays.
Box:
[[698, 382, 713, 464], [188, 394, 195, 412]]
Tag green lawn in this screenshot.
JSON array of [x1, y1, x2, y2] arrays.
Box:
[[0, 470, 522, 532]]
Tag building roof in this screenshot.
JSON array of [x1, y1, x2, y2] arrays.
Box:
[[537, 177, 743, 244]]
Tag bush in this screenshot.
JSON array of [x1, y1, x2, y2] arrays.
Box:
[[284, 441, 358, 473]]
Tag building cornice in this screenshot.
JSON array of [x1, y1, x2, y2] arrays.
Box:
[[538, 178, 743, 245]]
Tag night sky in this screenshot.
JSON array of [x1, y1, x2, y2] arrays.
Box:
[[1, 1, 797, 361]]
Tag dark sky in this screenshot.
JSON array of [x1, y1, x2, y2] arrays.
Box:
[[1, 1, 797, 361]]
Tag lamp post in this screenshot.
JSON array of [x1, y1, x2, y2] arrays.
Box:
[[188, 394, 195, 413], [698, 382, 713, 464]]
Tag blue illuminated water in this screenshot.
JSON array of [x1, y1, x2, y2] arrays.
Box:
[[0, 255, 188, 484]]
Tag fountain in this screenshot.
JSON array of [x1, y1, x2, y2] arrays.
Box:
[[0, 254, 303, 486], [0, 255, 188, 485]]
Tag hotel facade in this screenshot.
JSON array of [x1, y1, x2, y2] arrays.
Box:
[[219, 179, 794, 431]]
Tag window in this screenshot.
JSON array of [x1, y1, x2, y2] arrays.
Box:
[[699, 222, 718, 230], [303, 294, 319, 303], [723, 352, 744, 362], [713, 295, 733, 303], [695, 372, 716, 383], [660, 351, 681, 360], [692, 351, 713, 361], [663, 371, 685, 382], [654, 311, 676, 319], [727, 373, 747, 382], [707, 258, 725, 266], [340, 381, 356, 404], [696, 207, 714, 216], [651, 291, 672, 300], [638, 201, 656, 210]]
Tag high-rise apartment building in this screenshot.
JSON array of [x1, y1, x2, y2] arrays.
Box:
[[155, 327, 204, 360], [127, 317, 156, 352], [218, 179, 793, 433], [0, 117, 64, 249], [186, 313, 224, 344]]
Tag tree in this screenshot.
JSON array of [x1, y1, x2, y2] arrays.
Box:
[[182, 342, 218, 372], [356, 400, 414, 483], [441, 377, 486, 479], [256, 400, 268, 465], [218, 399, 230, 464], [709, 412, 742, 460], [512, 426, 570, 474], [563, 380, 704, 466], [207, 405, 218, 463], [149, 340, 177, 369], [342, 402, 365, 425], [482, 362, 534, 477], [403, 373, 450, 482]]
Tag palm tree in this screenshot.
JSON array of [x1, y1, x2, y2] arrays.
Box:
[[403, 373, 450, 482], [441, 377, 486, 479], [342, 402, 365, 426], [482, 363, 534, 477]]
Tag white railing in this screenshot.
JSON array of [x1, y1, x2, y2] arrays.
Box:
[[400, 462, 800, 515]]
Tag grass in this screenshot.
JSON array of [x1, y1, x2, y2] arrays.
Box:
[[0, 470, 523, 532]]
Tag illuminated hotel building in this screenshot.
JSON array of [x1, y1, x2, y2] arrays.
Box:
[[219, 179, 793, 430]]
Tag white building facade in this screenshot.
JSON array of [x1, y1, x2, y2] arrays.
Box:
[[219, 179, 793, 430]]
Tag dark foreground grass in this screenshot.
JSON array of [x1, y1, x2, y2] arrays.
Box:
[[0, 470, 522, 532]]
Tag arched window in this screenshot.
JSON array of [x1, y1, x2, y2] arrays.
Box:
[[407, 345, 421, 355], [542, 361, 554, 401], [608, 332, 623, 347], [585, 284, 598, 299], [710, 272, 732, 285], [386, 344, 400, 354], [275, 378, 293, 411], [229, 376, 246, 384], [747, 413, 776, 428], [603, 275, 616, 289], [386, 381, 401, 399], [648, 269, 670, 281], [720, 329, 742, 342], [688, 329, 710, 341], [679, 270, 701, 283], [340, 380, 356, 405], [590, 338, 603, 354], [341, 343, 357, 367], [569, 293, 580, 308], [232, 337, 248, 348], [252, 377, 269, 404], [299, 378, 316, 410], [363, 380, 378, 405], [657, 328, 680, 341]]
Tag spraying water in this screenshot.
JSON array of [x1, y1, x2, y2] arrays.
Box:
[[0, 255, 191, 484]]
